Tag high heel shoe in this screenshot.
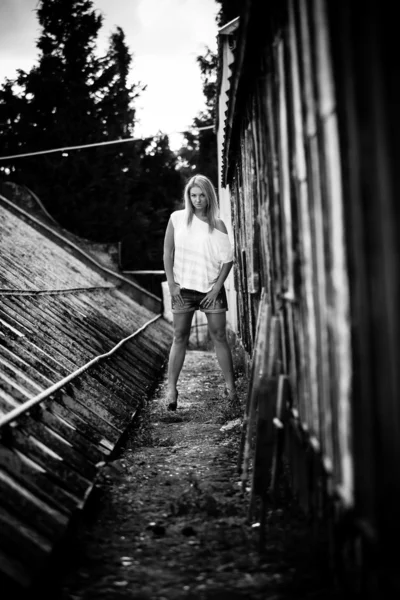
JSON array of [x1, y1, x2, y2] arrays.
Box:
[[167, 390, 179, 411], [224, 387, 239, 405], [224, 387, 236, 399]]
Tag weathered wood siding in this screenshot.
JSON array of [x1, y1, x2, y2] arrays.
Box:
[[225, 0, 352, 500], [219, 0, 399, 593], [326, 0, 400, 577]]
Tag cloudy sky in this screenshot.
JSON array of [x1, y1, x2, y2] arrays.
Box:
[[0, 0, 219, 149]]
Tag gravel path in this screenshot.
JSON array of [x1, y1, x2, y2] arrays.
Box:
[[49, 350, 342, 600]]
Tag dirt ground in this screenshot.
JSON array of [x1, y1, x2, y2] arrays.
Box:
[[45, 348, 344, 600]]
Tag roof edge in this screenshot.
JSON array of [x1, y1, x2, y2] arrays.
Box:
[[0, 192, 162, 313], [218, 16, 240, 35], [221, 1, 252, 187]]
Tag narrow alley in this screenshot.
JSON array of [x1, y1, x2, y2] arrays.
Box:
[[47, 350, 342, 600]]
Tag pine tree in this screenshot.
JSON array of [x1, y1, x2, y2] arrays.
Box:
[[120, 134, 183, 272], [177, 2, 243, 187], [178, 47, 218, 187], [0, 0, 141, 242], [84, 27, 143, 240], [215, 0, 242, 26]]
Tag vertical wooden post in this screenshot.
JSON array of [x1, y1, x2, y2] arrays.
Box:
[[269, 374, 289, 499], [237, 291, 269, 475], [248, 315, 280, 523]]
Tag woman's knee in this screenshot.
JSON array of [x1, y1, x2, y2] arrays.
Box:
[[172, 312, 193, 345], [173, 328, 191, 345], [209, 326, 227, 344]]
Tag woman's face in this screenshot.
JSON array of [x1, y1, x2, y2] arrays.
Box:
[[190, 185, 207, 212]]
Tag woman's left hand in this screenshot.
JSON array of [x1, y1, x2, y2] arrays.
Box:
[[200, 287, 220, 309]]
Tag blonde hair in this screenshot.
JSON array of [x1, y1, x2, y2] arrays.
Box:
[[184, 175, 219, 232]]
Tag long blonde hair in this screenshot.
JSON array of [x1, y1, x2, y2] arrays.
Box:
[[184, 175, 219, 232]]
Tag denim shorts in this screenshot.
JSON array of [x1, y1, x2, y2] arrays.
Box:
[[171, 286, 228, 314]]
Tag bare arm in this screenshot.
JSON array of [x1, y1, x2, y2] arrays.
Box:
[[212, 218, 233, 291], [163, 218, 175, 287], [199, 261, 233, 307], [214, 218, 228, 234], [212, 261, 233, 292], [163, 217, 184, 306]]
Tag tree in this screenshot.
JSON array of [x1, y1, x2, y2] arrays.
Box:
[[215, 0, 243, 26], [95, 27, 139, 139], [120, 134, 183, 271], [0, 0, 142, 242], [178, 48, 218, 187], [177, 1, 243, 188], [82, 26, 143, 240]]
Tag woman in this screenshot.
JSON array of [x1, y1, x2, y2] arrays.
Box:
[[163, 174, 236, 410]]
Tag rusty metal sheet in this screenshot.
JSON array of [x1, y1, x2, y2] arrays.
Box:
[[50, 400, 116, 453], [0, 469, 69, 537], [14, 417, 98, 480], [0, 508, 52, 569], [1, 428, 92, 495], [0, 389, 19, 414], [0, 446, 81, 514], [0, 327, 71, 378], [0, 203, 117, 291], [55, 390, 124, 443], [0, 196, 173, 592], [35, 407, 104, 465]]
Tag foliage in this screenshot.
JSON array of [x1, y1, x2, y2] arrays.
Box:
[[120, 134, 183, 271], [215, 0, 243, 26], [178, 48, 218, 187], [0, 0, 180, 250], [177, 1, 244, 189]]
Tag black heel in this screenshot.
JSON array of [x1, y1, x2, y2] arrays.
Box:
[[167, 390, 179, 411]]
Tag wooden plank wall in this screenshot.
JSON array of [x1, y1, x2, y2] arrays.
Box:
[[326, 0, 400, 589], [230, 0, 400, 594], [232, 0, 352, 508]]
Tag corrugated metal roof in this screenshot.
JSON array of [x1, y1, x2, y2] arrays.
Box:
[[218, 0, 281, 187], [0, 184, 162, 312], [215, 17, 240, 189], [217, 4, 249, 188], [0, 193, 172, 592]]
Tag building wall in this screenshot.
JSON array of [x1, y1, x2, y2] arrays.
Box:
[[218, 0, 400, 594]]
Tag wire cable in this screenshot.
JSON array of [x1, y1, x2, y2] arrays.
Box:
[[0, 285, 115, 296], [0, 125, 215, 161]]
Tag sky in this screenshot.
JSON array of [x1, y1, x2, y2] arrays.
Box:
[[0, 0, 219, 150]]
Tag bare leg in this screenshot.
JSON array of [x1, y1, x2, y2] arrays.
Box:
[[206, 312, 236, 395], [167, 311, 194, 404]]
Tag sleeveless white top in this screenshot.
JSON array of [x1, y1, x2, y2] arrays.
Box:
[[171, 209, 234, 292]]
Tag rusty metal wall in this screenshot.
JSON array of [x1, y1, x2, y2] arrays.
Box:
[[0, 197, 173, 592]]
